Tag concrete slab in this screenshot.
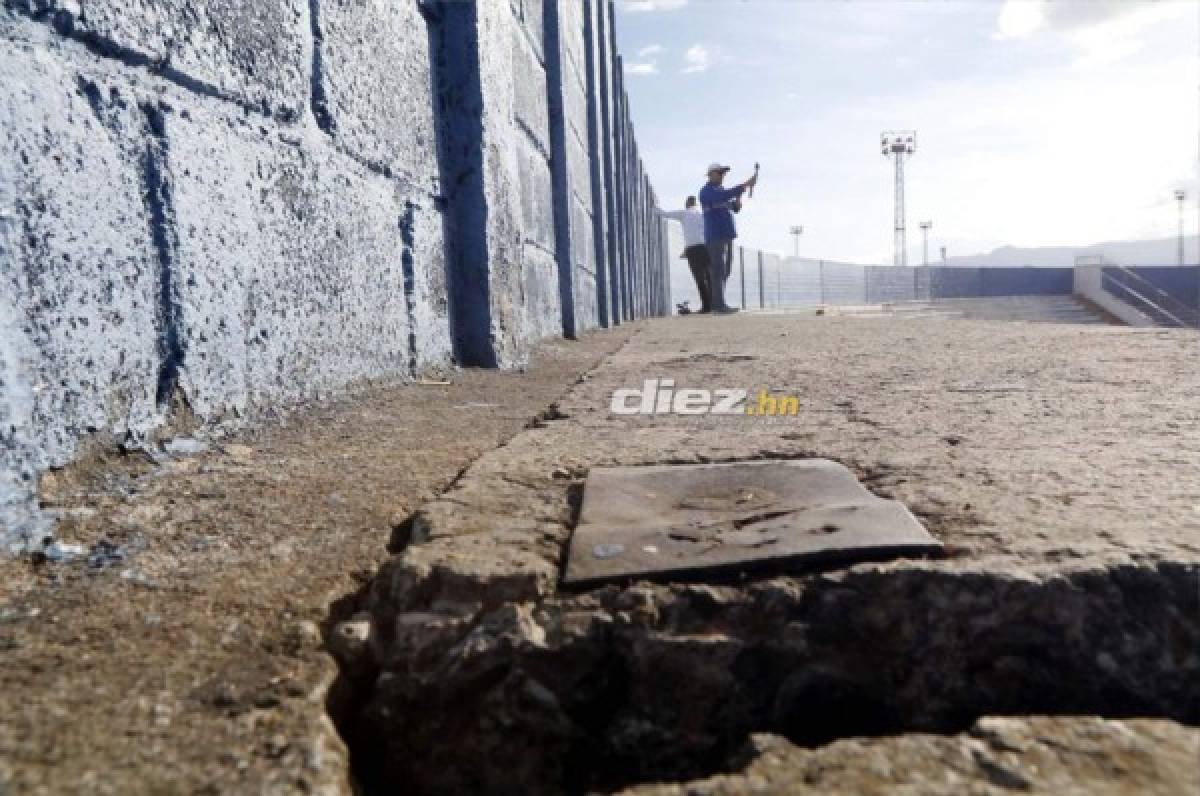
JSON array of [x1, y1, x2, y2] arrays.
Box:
[[563, 460, 940, 586], [357, 312, 1200, 793]]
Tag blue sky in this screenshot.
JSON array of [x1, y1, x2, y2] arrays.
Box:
[[614, 0, 1200, 263]]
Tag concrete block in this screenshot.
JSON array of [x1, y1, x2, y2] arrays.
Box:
[[569, 199, 593, 278], [314, 0, 440, 180], [514, 0, 544, 62], [511, 27, 550, 154], [570, 199, 597, 329], [6, 0, 311, 119], [435, 0, 565, 366], [0, 33, 162, 547], [517, 145, 555, 252], [0, 0, 672, 552], [164, 99, 449, 421], [519, 245, 561, 343], [545, 0, 599, 337]]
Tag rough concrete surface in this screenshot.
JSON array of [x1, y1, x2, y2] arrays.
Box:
[[1, 0, 671, 551], [622, 717, 1199, 796], [6, 0, 312, 118], [0, 328, 636, 795], [346, 311, 1199, 793]]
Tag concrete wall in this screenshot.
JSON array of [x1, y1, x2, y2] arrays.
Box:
[[0, 0, 669, 551], [1075, 265, 1199, 327], [672, 256, 1084, 310], [1073, 266, 1155, 327], [1125, 266, 1199, 310]]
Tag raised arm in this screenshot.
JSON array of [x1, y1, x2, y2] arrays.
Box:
[[702, 184, 746, 206]]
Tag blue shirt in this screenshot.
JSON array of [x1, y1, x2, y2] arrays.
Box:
[[699, 181, 745, 243]]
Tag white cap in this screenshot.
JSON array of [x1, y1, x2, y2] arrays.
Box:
[[706, 162, 730, 174]]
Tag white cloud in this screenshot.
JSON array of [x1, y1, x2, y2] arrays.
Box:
[[1041, 1, 1158, 32], [994, 0, 1154, 40], [682, 44, 711, 74], [992, 0, 1193, 67], [621, 0, 688, 13], [626, 61, 659, 76], [1064, 3, 1193, 69], [638, 44, 664, 58], [993, 1, 1046, 40]]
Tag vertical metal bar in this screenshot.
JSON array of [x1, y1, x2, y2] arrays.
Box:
[[739, 247, 746, 309], [758, 250, 765, 309]]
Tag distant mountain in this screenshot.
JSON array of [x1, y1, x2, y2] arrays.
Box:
[[940, 235, 1199, 268]]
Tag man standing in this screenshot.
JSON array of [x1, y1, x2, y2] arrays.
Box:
[[660, 196, 712, 313], [699, 163, 756, 313]]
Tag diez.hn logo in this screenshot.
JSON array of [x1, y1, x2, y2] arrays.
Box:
[[610, 379, 799, 416]]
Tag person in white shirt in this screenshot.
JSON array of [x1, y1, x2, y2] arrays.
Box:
[[660, 196, 712, 313]]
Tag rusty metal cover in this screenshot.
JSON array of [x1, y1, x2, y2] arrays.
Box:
[[562, 460, 941, 588]]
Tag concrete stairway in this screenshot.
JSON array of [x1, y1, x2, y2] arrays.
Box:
[[908, 296, 1114, 325]]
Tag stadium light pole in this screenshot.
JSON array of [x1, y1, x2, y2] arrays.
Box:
[[789, 225, 803, 258], [1175, 189, 1186, 266], [919, 221, 932, 267], [881, 131, 916, 266]]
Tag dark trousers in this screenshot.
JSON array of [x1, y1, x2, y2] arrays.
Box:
[[683, 245, 713, 311], [706, 238, 734, 310]]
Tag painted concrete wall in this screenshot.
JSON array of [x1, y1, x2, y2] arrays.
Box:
[[1076, 265, 1199, 327], [1074, 267, 1154, 327], [672, 256, 1090, 310], [1, 0, 669, 551], [1124, 266, 1199, 310]]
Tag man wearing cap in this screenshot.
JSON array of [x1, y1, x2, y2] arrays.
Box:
[[699, 163, 756, 313]]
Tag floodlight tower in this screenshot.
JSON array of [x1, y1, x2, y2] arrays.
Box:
[[789, 225, 804, 257], [881, 131, 916, 266], [1174, 189, 1186, 266], [919, 221, 932, 267]]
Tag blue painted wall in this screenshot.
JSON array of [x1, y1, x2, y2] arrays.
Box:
[[1126, 266, 1200, 310]]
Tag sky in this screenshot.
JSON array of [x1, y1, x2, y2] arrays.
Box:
[[614, 0, 1200, 264]]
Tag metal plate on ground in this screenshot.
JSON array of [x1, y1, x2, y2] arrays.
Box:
[[562, 460, 941, 588]]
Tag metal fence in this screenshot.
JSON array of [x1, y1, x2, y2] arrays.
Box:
[[721, 253, 1077, 309], [666, 234, 1199, 320]]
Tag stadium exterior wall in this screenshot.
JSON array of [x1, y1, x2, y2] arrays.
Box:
[[0, 1, 669, 551]]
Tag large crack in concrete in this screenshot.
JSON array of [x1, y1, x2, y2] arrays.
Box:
[[325, 313, 1200, 794], [329, 469, 1198, 794]]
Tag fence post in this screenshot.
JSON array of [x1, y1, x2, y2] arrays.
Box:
[[758, 251, 765, 308], [739, 247, 746, 309]]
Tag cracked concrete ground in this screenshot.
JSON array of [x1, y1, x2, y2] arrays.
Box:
[[348, 311, 1199, 793], [2, 311, 1198, 795], [0, 328, 637, 795]]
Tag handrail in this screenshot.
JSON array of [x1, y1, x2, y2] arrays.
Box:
[[1101, 267, 1199, 328], [1108, 267, 1198, 321]]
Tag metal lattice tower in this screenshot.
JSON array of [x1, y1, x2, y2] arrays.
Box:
[[881, 131, 916, 267]]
